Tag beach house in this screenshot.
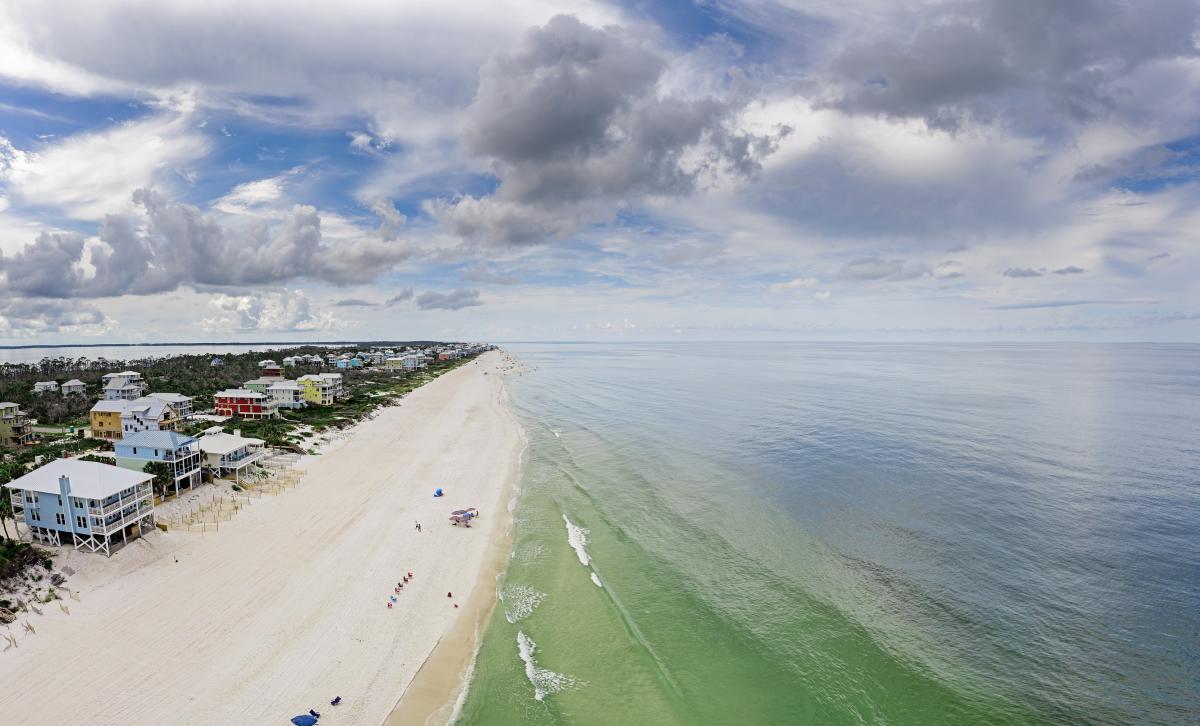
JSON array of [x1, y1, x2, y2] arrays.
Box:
[[242, 377, 277, 395], [115, 431, 202, 496], [102, 371, 147, 400], [297, 374, 334, 405], [385, 356, 405, 369], [148, 392, 193, 420], [259, 359, 282, 378], [213, 389, 278, 419], [268, 380, 306, 410], [282, 356, 300, 368], [306, 354, 325, 366], [91, 397, 181, 441], [319, 372, 344, 400], [210, 357, 224, 367], [89, 401, 128, 441], [61, 379, 86, 396], [197, 429, 266, 481], [0, 402, 33, 447], [33, 381, 59, 394], [4, 459, 155, 555]]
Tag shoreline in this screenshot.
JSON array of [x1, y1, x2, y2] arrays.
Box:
[[0, 350, 523, 726], [384, 360, 528, 726]]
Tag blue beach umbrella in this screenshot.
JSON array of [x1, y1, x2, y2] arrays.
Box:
[[291, 715, 318, 726]]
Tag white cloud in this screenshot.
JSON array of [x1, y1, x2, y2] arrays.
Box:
[[0, 111, 208, 220], [199, 289, 342, 333]]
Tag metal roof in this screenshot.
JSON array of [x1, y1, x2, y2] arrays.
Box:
[[117, 430, 198, 449], [3, 459, 153, 499]]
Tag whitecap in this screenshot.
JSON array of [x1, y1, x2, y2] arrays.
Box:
[[517, 631, 581, 702], [502, 584, 547, 623], [590, 572, 603, 588], [563, 515, 590, 567]]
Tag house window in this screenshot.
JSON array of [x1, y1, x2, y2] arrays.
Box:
[[29, 508, 40, 521], [27, 492, 39, 504], [75, 516, 86, 529], [55, 512, 66, 526], [133, 447, 138, 455]]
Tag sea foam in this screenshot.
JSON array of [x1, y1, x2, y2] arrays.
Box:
[[563, 515, 591, 566], [590, 572, 603, 588], [502, 584, 547, 623], [517, 631, 580, 701]]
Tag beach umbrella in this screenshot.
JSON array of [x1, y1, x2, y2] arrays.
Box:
[[291, 716, 318, 726]]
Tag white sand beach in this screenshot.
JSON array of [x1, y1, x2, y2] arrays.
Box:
[[0, 350, 524, 726]]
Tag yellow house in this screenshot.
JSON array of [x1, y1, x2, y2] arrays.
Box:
[[297, 375, 334, 405], [89, 401, 127, 441]]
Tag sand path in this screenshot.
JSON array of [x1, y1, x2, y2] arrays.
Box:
[[0, 350, 523, 726]]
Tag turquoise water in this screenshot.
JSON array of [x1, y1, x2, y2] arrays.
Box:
[[460, 343, 1199, 725]]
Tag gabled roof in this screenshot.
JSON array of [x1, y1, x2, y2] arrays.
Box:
[[91, 400, 130, 413], [148, 392, 190, 403], [125, 397, 171, 418], [3, 459, 152, 498], [62, 379, 85, 387], [117, 430, 197, 450], [268, 380, 301, 390]]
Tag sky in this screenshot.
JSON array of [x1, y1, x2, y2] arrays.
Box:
[[0, 0, 1197, 344]]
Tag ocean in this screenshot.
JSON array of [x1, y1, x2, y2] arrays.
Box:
[[458, 343, 1200, 725]]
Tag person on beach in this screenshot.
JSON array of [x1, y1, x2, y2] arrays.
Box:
[[415, 521, 422, 532]]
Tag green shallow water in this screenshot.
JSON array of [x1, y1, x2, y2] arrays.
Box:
[[457, 343, 1200, 725]]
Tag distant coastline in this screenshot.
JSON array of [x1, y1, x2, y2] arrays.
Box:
[[0, 340, 449, 350]]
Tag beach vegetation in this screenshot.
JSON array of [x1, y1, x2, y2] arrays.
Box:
[[142, 461, 174, 498], [0, 540, 50, 582]]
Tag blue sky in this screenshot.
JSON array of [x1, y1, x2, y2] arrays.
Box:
[[0, 0, 1197, 343]]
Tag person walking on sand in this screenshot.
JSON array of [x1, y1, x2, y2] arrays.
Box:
[[415, 521, 422, 532]]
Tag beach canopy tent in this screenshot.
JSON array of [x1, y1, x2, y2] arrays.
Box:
[[290, 716, 318, 726]]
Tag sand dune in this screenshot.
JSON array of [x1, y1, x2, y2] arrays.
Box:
[[0, 350, 524, 726]]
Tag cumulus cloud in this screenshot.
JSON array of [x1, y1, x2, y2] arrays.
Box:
[[0, 189, 415, 298], [825, 0, 1200, 132], [200, 290, 340, 332], [415, 288, 483, 311], [434, 15, 787, 245], [0, 298, 110, 336]]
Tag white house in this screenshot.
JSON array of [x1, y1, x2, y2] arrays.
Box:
[[102, 371, 147, 401], [4, 459, 155, 556], [268, 380, 306, 410], [148, 392, 193, 420], [60, 379, 86, 396], [197, 430, 267, 481], [33, 381, 59, 394], [318, 372, 344, 400]]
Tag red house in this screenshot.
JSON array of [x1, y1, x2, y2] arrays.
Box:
[[214, 389, 277, 419], [258, 359, 283, 378]]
